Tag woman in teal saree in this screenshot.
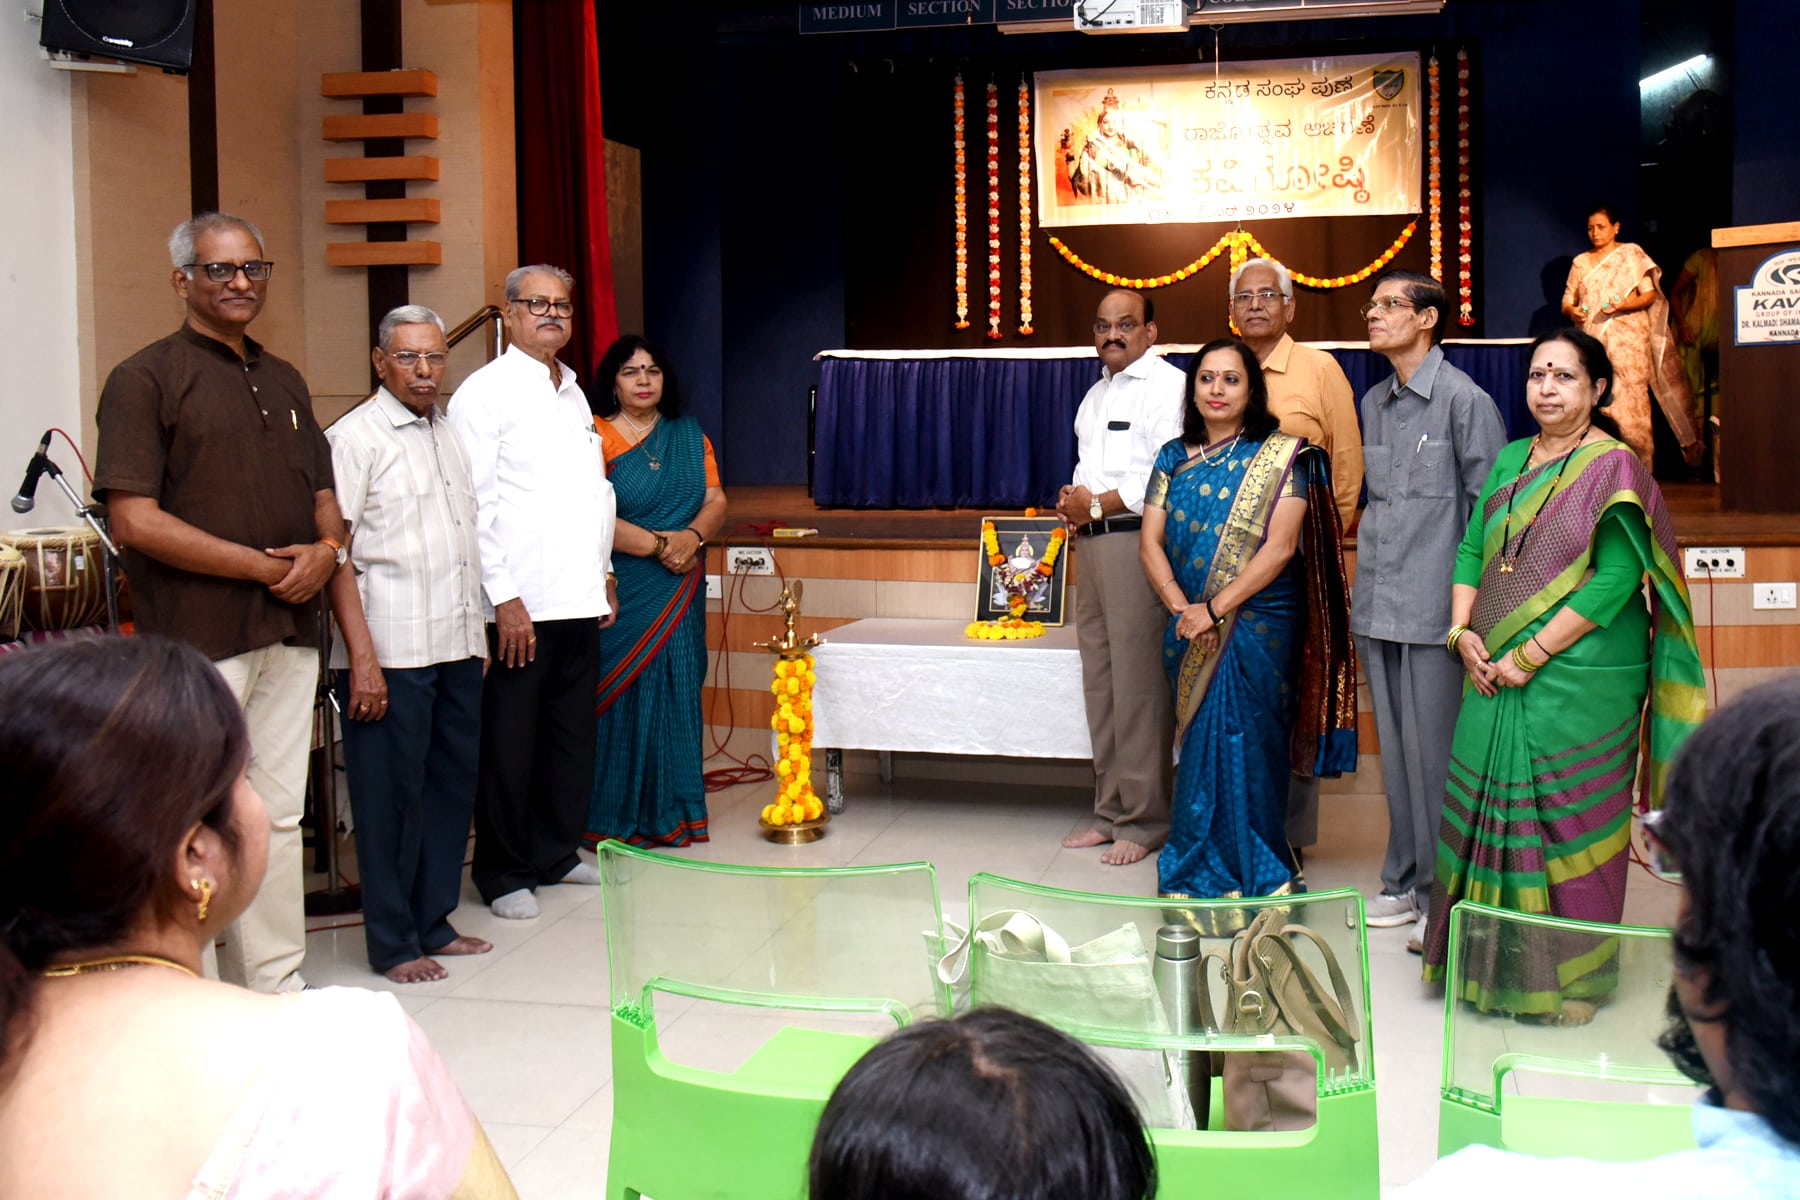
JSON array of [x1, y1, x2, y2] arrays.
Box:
[[585, 336, 727, 847], [1421, 329, 1705, 1017], [1140, 339, 1357, 900]]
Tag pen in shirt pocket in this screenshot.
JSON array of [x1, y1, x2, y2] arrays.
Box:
[[1414, 434, 1427, 454], [291, 409, 298, 430]]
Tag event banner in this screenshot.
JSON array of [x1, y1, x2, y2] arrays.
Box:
[[1035, 54, 1421, 228]]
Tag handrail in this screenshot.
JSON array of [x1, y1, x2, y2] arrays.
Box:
[[445, 303, 505, 360]]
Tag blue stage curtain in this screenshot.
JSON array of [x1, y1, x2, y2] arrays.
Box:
[[815, 343, 1534, 509]]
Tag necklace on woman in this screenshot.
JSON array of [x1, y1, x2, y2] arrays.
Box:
[[1496, 423, 1589, 573], [40, 953, 198, 979], [1196, 427, 1243, 466], [618, 409, 662, 470]]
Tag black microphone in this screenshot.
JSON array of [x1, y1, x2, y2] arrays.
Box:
[[11, 430, 54, 514]]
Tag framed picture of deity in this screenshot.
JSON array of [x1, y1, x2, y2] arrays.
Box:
[[975, 516, 1070, 626]]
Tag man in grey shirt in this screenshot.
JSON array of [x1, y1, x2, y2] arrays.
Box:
[[1350, 270, 1506, 951]]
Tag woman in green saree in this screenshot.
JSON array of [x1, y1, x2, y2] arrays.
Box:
[[1420, 329, 1706, 1016]]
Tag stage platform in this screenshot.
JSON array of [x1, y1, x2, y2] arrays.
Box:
[[722, 483, 1797, 550]]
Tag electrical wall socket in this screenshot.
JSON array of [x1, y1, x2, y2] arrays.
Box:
[[1752, 582, 1797, 610], [727, 546, 775, 575], [705, 574, 722, 600], [1682, 546, 1745, 579]]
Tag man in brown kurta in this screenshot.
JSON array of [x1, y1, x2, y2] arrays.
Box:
[[95, 212, 345, 993]]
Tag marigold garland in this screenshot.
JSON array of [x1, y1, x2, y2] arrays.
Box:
[[986, 79, 1002, 339], [1017, 77, 1034, 336], [1427, 55, 1443, 283], [763, 654, 824, 827], [965, 618, 1046, 640], [1455, 50, 1474, 326], [952, 75, 970, 330], [1244, 224, 1415, 288], [1046, 231, 1234, 290], [1049, 223, 1416, 292]]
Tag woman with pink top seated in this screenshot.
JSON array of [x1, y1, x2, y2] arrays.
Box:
[[0, 637, 516, 1199]]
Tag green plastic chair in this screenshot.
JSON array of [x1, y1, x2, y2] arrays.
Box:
[[963, 874, 1379, 1200], [1438, 901, 1701, 1161], [598, 842, 951, 1200]]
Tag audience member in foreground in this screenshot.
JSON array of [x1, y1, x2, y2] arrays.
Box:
[[0, 638, 516, 1198], [1401, 675, 1800, 1197], [811, 1007, 1156, 1200]]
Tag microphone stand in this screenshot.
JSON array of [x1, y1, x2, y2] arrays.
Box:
[[40, 458, 122, 633], [304, 602, 361, 916]]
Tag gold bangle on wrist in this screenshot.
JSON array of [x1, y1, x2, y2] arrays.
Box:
[[651, 533, 669, 557], [1446, 625, 1470, 653], [1512, 644, 1543, 674]]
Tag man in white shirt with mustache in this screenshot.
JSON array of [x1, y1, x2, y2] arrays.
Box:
[[1057, 288, 1186, 866], [447, 265, 618, 921]]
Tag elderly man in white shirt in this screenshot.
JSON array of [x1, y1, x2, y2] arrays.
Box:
[[447, 265, 618, 921], [327, 306, 493, 981], [1056, 289, 1187, 866]]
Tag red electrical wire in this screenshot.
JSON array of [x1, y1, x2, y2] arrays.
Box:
[[700, 526, 792, 792], [47, 427, 95, 484]]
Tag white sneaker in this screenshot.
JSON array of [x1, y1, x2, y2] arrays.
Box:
[[1406, 913, 1429, 955], [1365, 890, 1419, 928], [491, 888, 541, 920]]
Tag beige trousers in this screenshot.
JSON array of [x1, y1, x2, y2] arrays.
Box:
[[1073, 529, 1174, 848], [211, 643, 317, 993]]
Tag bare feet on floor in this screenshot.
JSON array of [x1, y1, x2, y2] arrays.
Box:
[[1062, 829, 1110, 849], [431, 935, 494, 957], [384, 956, 449, 984], [1100, 839, 1149, 866]]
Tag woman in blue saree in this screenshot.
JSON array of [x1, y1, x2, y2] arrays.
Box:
[[1140, 339, 1357, 900], [585, 336, 727, 847]]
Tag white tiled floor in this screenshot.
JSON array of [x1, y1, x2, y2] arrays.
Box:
[[302, 753, 1683, 1200]]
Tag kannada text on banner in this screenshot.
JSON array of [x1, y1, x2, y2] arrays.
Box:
[[1035, 54, 1421, 228]]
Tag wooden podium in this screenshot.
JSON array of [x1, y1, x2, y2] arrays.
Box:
[[1715, 221, 1800, 513]]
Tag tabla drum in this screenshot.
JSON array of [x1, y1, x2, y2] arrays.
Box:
[[0, 526, 109, 631], [0, 545, 23, 641]]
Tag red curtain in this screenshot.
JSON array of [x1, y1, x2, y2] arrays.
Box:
[[513, 0, 618, 381]]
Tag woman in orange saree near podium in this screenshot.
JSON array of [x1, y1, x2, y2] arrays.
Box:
[[585, 335, 727, 848], [1562, 206, 1704, 470]]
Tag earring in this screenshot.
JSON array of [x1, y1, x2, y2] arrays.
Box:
[[193, 877, 213, 923]]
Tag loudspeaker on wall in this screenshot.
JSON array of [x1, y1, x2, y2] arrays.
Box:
[[39, 0, 197, 74]]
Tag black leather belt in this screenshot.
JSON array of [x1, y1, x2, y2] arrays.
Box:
[[1075, 516, 1143, 537]]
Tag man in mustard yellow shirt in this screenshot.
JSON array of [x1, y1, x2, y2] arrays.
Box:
[[1227, 257, 1364, 868]]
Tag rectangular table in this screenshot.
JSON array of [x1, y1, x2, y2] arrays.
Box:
[[810, 617, 1092, 809]]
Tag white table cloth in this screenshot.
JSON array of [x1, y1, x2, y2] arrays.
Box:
[[811, 617, 1093, 761]]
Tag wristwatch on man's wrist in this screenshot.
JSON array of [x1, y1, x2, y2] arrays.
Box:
[[319, 537, 348, 567], [1088, 495, 1104, 521]]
